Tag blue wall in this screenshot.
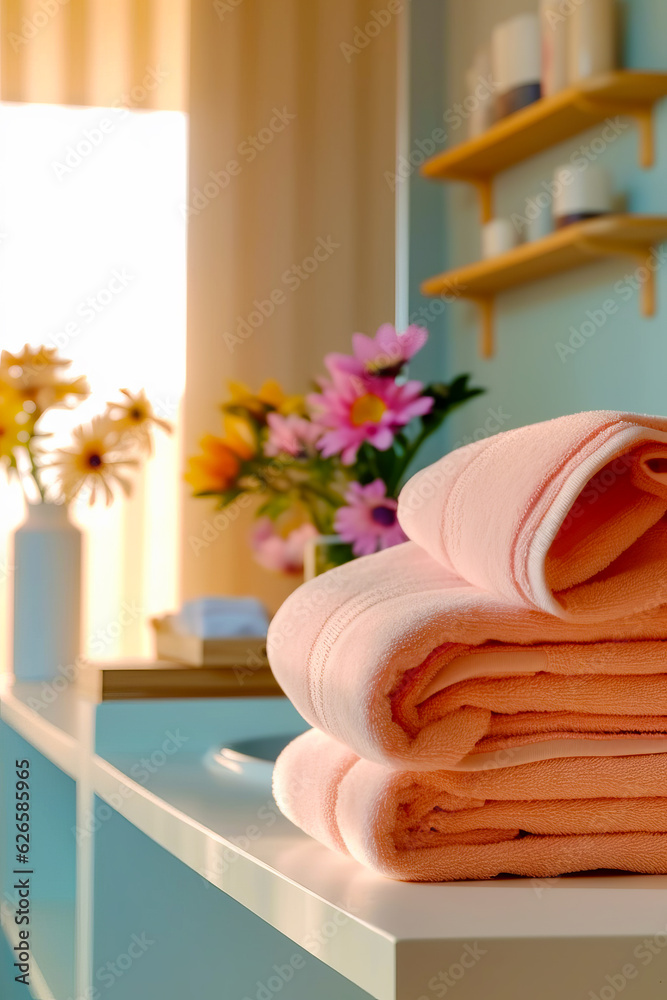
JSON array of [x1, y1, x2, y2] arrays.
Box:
[[408, 0, 667, 450]]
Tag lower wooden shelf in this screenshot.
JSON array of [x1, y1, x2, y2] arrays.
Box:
[[421, 214, 667, 358]]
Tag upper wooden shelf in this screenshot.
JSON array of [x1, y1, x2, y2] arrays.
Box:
[[421, 214, 667, 357], [421, 71, 667, 220]]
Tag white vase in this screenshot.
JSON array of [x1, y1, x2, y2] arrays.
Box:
[[12, 502, 82, 681]]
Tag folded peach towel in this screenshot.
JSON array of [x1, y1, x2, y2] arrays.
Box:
[[267, 542, 667, 770], [399, 411, 667, 622], [274, 728, 667, 881]]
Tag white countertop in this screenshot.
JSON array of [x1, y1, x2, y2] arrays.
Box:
[[4, 679, 667, 1000]]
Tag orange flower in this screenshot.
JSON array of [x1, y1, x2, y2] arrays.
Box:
[[186, 404, 262, 492], [185, 436, 243, 494], [185, 412, 259, 494], [222, 414, 256, 460]]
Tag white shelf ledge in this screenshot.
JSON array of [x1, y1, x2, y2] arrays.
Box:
[[0, 680, 81, 780]]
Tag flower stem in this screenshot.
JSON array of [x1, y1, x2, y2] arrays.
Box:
[[360, 443, 382, 481], [300, 481, 344, 509], [26, 442, 46, 502], [386, 424, 433, 495], [298, 491, 329, 534]]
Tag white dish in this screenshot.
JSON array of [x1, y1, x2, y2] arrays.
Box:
[[205, 733, 302, 781]]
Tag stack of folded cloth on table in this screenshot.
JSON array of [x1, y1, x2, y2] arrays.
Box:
[[268, 411, 667, 881]]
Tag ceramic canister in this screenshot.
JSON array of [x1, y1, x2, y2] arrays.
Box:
[[481, 218, 519, 258], [552, 163, 613, 227], [540, 0, 569, 97], [492, 14, 542, 119], [568, 0, 616, 83]]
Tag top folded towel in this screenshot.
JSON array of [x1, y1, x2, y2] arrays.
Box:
[[399, 410, 667, 622], [267, 541, 667, 771]]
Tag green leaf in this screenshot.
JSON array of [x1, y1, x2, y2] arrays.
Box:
[[256, 493, 293, 520], [421, 374, 485, 428]]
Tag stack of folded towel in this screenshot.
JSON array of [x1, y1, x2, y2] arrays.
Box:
[[268, 411, 667, 881]]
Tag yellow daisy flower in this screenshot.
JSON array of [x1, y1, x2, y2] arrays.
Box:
[[106, 388, 172, 454], [49, 415, 138, 506], [0, 345, 89, 416], [0, 385, 29, 465]]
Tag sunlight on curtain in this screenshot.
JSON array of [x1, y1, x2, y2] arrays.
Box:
[[0, 102, 187, 671], [183, 0, 398, 612]]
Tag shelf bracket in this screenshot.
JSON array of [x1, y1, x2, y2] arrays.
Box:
[[577, 237, 658, 317], [636, 108, 655, 170], [474, 178, 494, 224], [571, 97, 656, 168], [473, 297, 495, 358]]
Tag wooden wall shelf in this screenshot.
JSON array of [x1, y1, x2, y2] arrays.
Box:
[[421, 71, 667, 222], [421, 215, 667, 358]]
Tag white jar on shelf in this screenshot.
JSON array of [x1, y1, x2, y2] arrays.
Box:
[[481, 218, 519, 258], [492, 14, 542, 119], [552, 163, 613, 228], [540, 0, 569, 97], [568, 0, 617, 84]]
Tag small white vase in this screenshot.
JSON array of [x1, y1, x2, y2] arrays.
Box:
[[13, 502, 82, 681]]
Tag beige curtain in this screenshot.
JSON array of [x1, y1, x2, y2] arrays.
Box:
[[182, 0, 398, 612], [0, 0, 188, 110]]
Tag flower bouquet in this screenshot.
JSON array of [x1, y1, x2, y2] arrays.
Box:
[[0, 344, 171, 504], [186, 325, 483, 575]]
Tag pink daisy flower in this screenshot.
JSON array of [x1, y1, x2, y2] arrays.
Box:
[[334, 480, 407, 556], [308, 369, 433, 465], [251, 518, 318, 574], [326, 324, 428, 379], [264, 413, 321, 458]]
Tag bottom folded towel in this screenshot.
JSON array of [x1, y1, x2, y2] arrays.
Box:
[[273, 728, 667, 882]]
